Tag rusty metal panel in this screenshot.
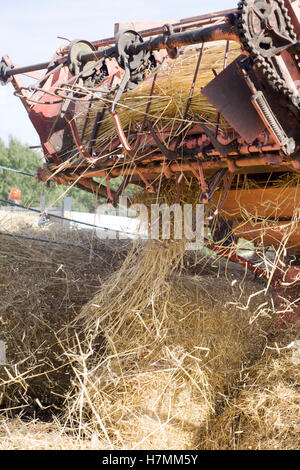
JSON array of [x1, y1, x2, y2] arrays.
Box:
[[231, 220, 300, 251], [211, 185, 300, 251], [212, 186, 300, 219], [202, 56, 266, 143]]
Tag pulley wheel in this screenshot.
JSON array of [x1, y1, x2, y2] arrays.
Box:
[[68, 39, 96, 77]]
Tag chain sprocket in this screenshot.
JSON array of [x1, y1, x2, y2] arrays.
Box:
[[237, 0, 300, 108]]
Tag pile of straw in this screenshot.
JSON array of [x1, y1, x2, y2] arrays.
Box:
[[200, 324, 300, 450], [64, 240, 273, 450], [0, 418, 106, 450], [76, 42, 240, 154], [0, 225, 126, 411], [1, 184, 299, 450]]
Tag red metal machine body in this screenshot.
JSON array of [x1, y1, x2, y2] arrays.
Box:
[[1, 0, 300, 323]]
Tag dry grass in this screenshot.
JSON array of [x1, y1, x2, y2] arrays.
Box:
[[63, 240, 273, 450], [200, 324, 300, 450], [0, 219, 276, 450], [0, 188, 299, 450], [0, 418, 107, 450], [0, 219, 127, 412]]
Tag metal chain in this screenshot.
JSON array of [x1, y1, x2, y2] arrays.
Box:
[[237, 0, 300, 108]]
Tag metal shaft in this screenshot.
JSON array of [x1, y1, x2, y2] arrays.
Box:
[[127, 22, 239, 56], [79, 21, 238, 64], [60, 7, 237, 54], [5, 61, 53, 77], [3, 16, 238, 78]]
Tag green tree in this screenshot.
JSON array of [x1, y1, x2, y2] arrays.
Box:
[[0, 137, 139, 213]]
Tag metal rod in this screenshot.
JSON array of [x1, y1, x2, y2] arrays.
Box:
[[216, 40, 230, 137], [174, 43, 205, 150], [135, 72, 158, 150], [79, 21, 239, 64], [88, 108, 105, 154], [79, 45, 116, 64], [180, 8, 236, 25], [126, 22, 239, 57], [77, 154, 288, 180], [60, 8, 237, 54], [5, 60, 57, 77], [206, 242, 271, 280], [3, 17, 238, 79], [65, 113, 100, 164]]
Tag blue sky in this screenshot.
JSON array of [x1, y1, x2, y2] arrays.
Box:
[[0, 0, 235, 146]]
